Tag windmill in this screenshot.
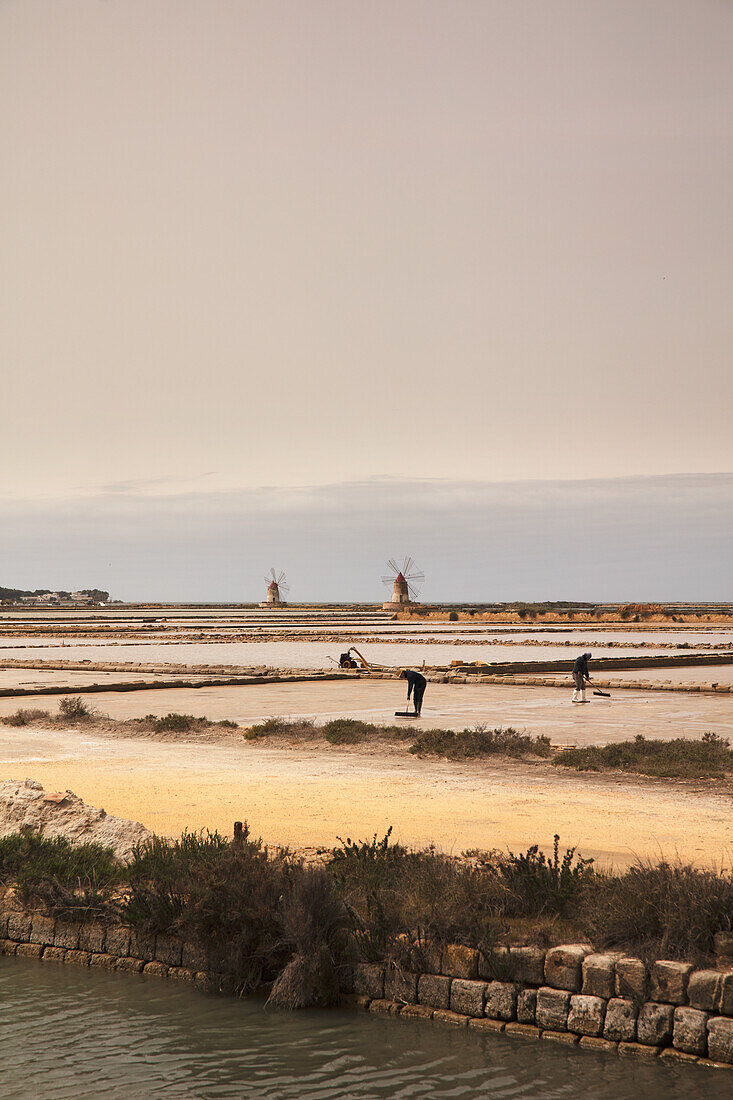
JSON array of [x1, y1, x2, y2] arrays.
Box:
[[259, 568, 290, 608], [382, 556, 424, 609]]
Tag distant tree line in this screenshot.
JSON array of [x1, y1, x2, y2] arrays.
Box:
[[0, 587, 110, 602]]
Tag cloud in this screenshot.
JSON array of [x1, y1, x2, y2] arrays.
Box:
[[2, 473, 732, 602]]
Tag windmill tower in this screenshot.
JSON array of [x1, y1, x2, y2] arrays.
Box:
[[259, 568, 290, 608], [382, 557, 424, 610]]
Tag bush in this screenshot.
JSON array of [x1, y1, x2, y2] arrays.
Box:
[[496, 835, 595, 919], [409, 725, 552, 760], [0, 828, 120, 915], [584, 860, 733, 961], [153, 713, 196, 732], [2, 708, 50, 727], [323, 718, 404, 745], [553, 733, 733, 779], [58, 696, 97, 720], [449, 611, 458, 622]]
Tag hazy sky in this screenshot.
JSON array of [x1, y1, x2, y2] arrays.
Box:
[[2, 2, 732, 598]]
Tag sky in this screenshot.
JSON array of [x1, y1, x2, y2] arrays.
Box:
[[2, 1, 732, 600]]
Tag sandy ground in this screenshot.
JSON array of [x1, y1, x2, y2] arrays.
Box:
[[0, 717, 732, 869], [0, 678, 730, 747], [0, 678, 730, 869]]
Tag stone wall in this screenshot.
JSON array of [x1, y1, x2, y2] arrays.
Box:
[[3, 909, 733, 1071], [343, 941, 733, 1070]]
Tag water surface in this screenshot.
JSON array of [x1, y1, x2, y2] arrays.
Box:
[[0, 959, 724, 1099]]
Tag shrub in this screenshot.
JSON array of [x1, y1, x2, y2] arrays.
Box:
[[322, 718, 404, 745], [2, 708, 50, 727], [497, 835, 595, 919], [553, 733, 733, 780], [124, 829, 290, 992], [584, 860, 733, 961], [0, 828, 120, 915], [449, 611, 458, 622], [153, 713, 196, 732], [409, 725, 552, 760], [57, 696, 97, 720]]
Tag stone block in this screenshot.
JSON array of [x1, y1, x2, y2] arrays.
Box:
[[544, 945, 591, 992], [660, 1048, 700, 1066], [581, 954, 619, 999], [567, 994, 606, 1037], [368, 998, 394, 1015], [129, 929, 156, 962], [469, 1018, 505, 1033], [504, 1022, 541, 1040], [618, 1042, 660, 1059], [673, 1007, 708, 1056], [7, 912, 32, 943], [78, 923, 106, 954], [0, 913, 8, 938], [442, 944, 478, 979], [105, 926, 132, 958], [615, 957, 647, 1000], [400, 1004, 434, 1020], [168, 966, 195, 983], [337, 965, 353, 994], [388, 969, 418, 1005], [89, 953, 117, 970], [64, 950, 91, 966], [707, 1016, 733, 1064], [517, 989, 537, 1025], [477, 946, 510, 980], [53, 922, 81, 950], [509, 946, 545, 986], [354, 963, 385, 999], [603, 998, 637, 1042], [432, 1009, 468, 1027], [536, 987, 571, 1031], [718, 972, 733, 1016], [714, 932, 733, 962], [542, 1030, 579, 1046], [115, 956, 145, 973], [29, 915, 55, 946], [687, 970, 723, 1012], [450, 978, 486, 1018], [16, 943, 43, 959], [42, 947, 67, 963], [142, 961, 169, 978], [155, 933, 183, 967], [484, 981, 518, 1021], [417, 973, 452, 1010], [637, 1002, 674, 1046], [650, 959, 693, 1005], [0, 939, 17, 955], [579, 1036, 618, 1054], [181, 941, 209, 972]]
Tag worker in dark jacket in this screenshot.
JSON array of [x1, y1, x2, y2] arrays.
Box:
[[400, 669, 427, 716], [572, 652, 592, 703]]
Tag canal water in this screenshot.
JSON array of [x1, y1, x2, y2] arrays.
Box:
[[0, 959, 725, 1099]]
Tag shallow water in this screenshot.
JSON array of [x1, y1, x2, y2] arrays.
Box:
[[0, 959, 724, 1099]]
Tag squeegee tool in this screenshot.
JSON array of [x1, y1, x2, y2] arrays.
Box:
[[394, 710, 418, 718], [593, 690, 611, 698]]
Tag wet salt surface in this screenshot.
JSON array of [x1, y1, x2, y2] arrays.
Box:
[[0, 678, 730, 747], [0, 639, 722, 670], [0, 958, 724, 1099]]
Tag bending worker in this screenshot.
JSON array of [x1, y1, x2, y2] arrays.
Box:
[[400, 668, 427, 716], [572, 652, 592, 703]]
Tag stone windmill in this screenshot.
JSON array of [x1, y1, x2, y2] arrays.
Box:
[[382, 557, 424, 610], [259, 568, 290, 608]]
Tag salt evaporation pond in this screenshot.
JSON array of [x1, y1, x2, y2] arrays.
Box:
[[0, 959, 723, 1099]]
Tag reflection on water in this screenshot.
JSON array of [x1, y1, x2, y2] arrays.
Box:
[[0, 959, 723, 1099]]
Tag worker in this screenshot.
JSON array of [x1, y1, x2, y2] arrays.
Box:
[[400, 668, 426, 716], [572, 652, 592, 703]]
